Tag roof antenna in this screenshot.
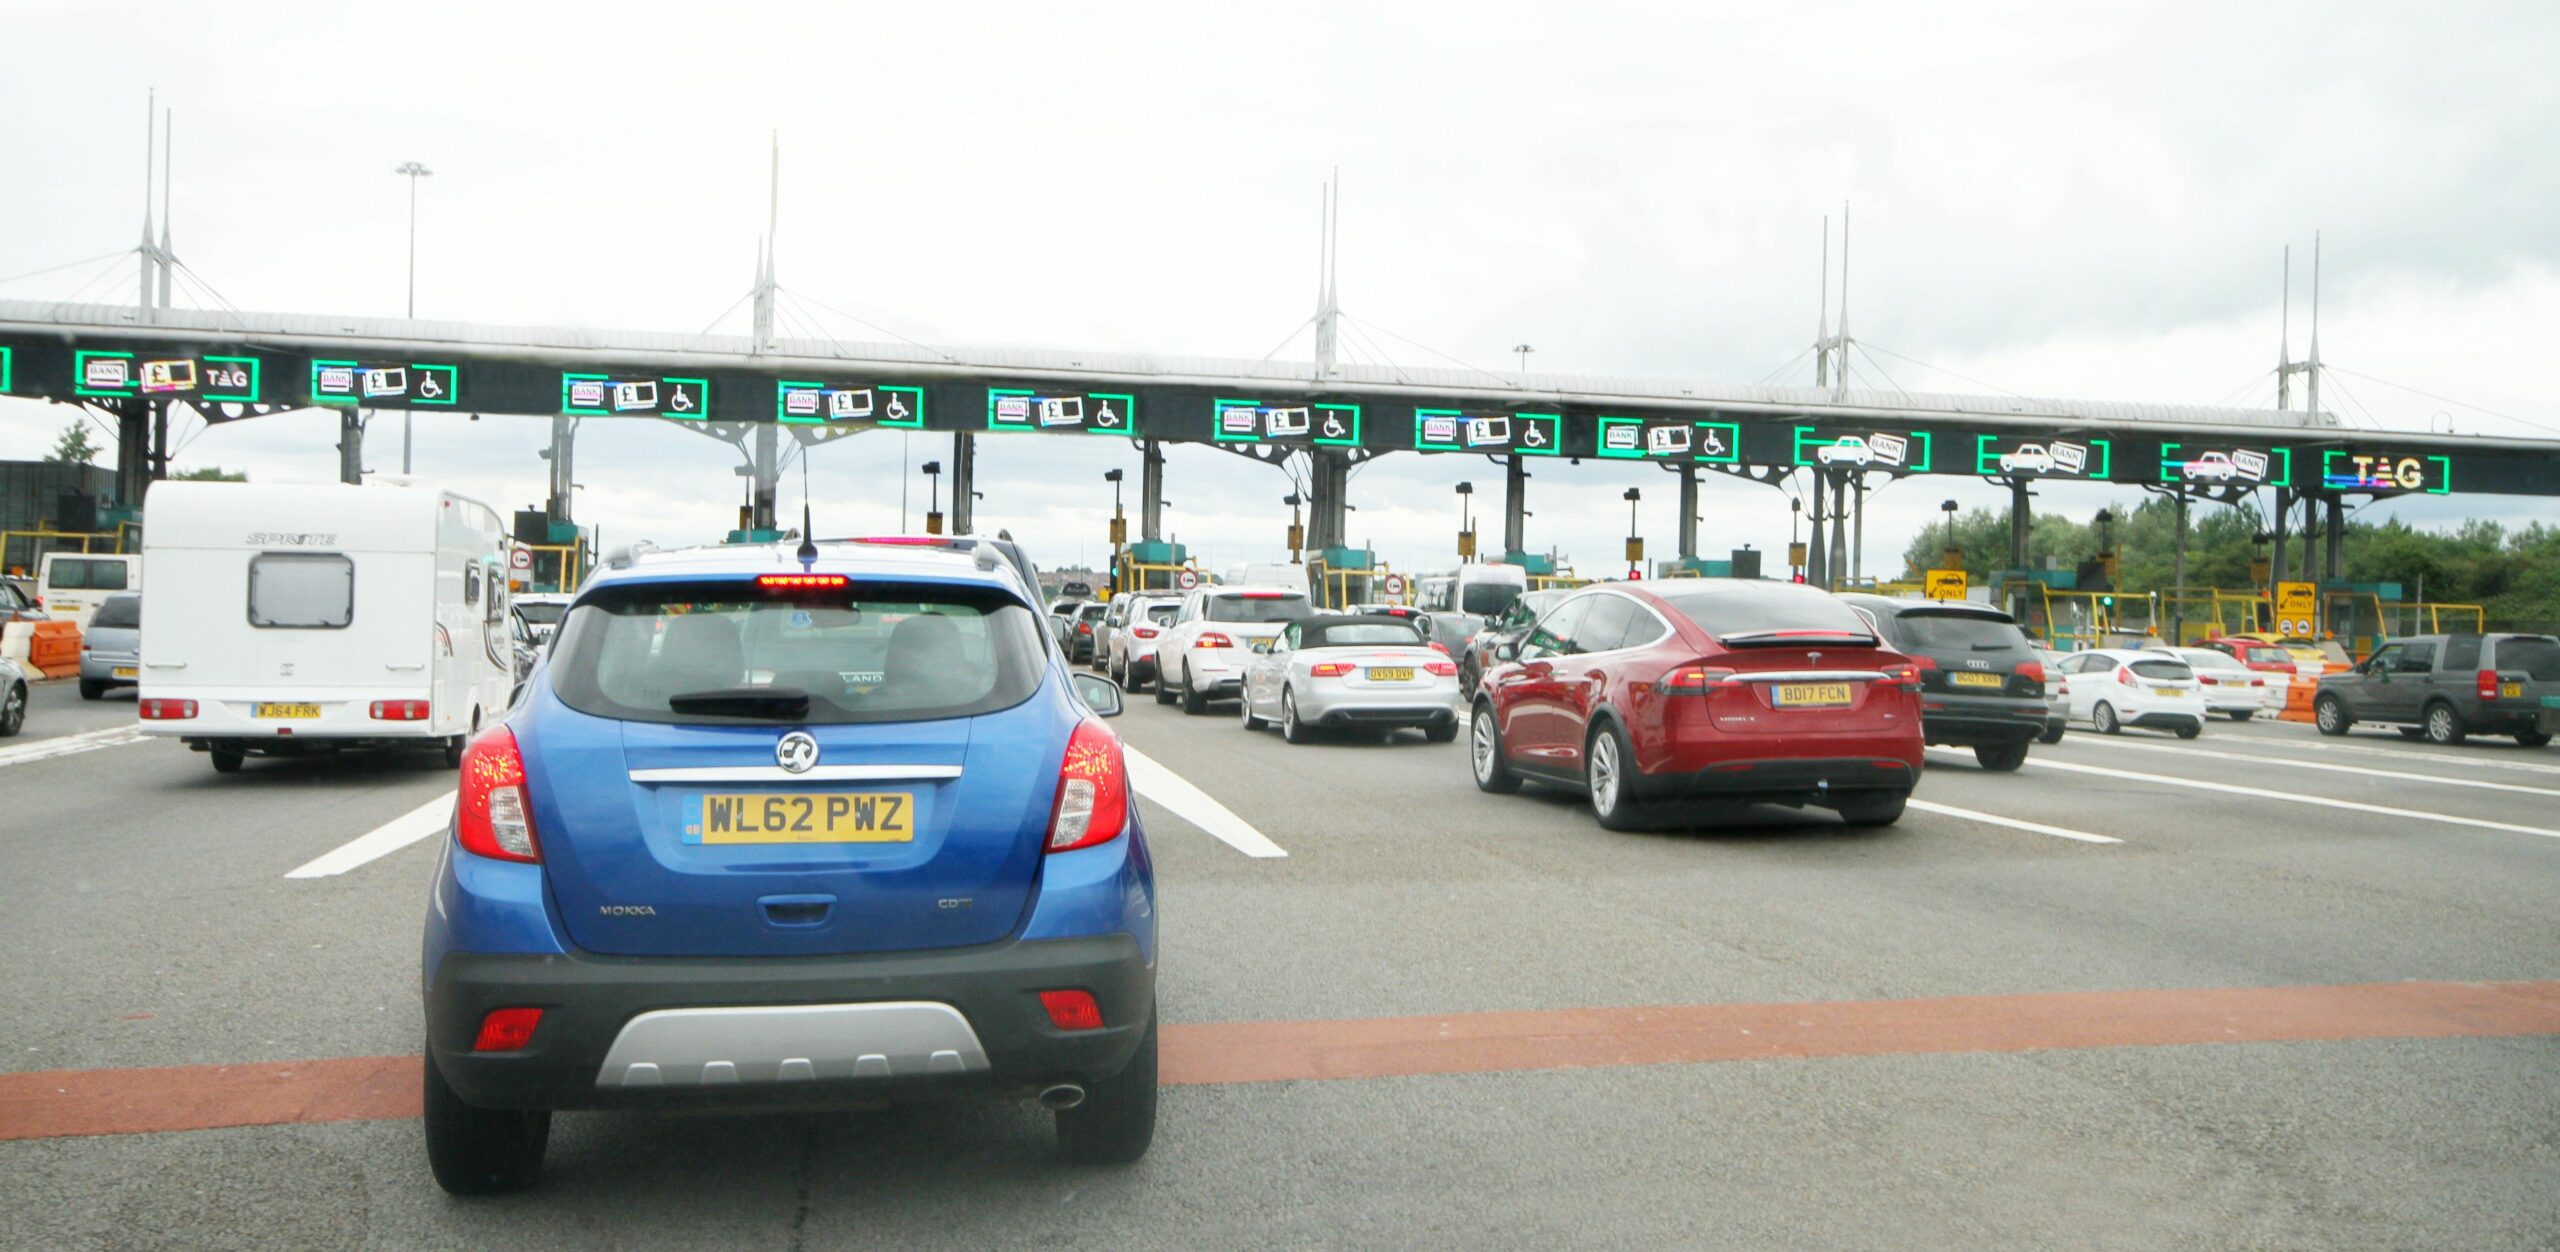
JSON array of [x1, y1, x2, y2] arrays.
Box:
[[794, 443, 818, 566]]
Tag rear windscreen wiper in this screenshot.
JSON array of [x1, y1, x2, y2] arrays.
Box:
[[668, 687, 813, 719]]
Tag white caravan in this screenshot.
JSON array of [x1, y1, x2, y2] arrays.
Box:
[[137, 480, 513, 773]]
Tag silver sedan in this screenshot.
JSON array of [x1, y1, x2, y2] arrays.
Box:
[[1238, 615, 1461, 744]]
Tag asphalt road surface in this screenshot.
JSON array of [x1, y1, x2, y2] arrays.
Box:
[[2, 677, 2555, 1249]]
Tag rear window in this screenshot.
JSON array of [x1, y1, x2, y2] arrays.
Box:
[[1658, 585, 1874, 641], [2128, 659, 2193, 681], [515, 601, 568, 626], [1207, 594, 1314, 624], [548, 580, 1046, 726], [2174, 648, 2246, 671], [90, 595, 141, 629], [1892, 610, 2027, 651], [47, 558, 130, 591], [248, 553, 355, 629], [1303, 621, 1424, 648], [1145, 604, 1180, 625], [1078, 603, 1108, 621], [2243, 645, 2292, 665], [1460, 583, 1521, 615], [2491, 636, 2560, 679]]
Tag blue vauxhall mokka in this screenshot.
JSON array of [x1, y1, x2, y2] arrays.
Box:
[[419, 536, 1155, 1194]]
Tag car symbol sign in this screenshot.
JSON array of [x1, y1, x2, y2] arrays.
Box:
[[776, 732, 820, 774]]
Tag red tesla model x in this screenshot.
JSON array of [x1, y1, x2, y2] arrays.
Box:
[[1469, 579, 1924, 830]]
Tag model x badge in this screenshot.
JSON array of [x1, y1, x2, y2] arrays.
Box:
[[776, 732, 819, 774]]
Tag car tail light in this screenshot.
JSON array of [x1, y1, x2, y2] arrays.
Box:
[[1038, 989, 1105, 1032], [1658, 667, 1738, 694], [2478, 669, 2499, 700], [1194, 632, 1234, 649], [457, 727, 540, 863], [848, 536, 950, 547], [1077, 623, 1093, 635], [2250, 678, 2264, 687], [369, 699, 431, 720], [759, 573, 849, 590], [1881, 660, 1923, 690], [1239, 592, 1285, 600], [139, 698, 197, 720], [1046, 720, 1128, 854], [2118, 666, 2138, 687], [1426, 660, 1458, 676], [472, 1007, 544, 1052], [1133, 626, 1158, 639], [1429, 640, 1451, 655], [1310, 662, 1354, 677], [2016, 661, 2045, 685], [1910, 653, 1938, 671], [2198, 674, 2219, 686]]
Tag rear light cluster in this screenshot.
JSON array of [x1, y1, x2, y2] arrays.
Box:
[[1881, 661, 1923, 690], [2118, 666, 2139, 687], [473, 1007, 544, 1052], [1046, 720, 1129, 854], [139, 698, 197, 720], [1657, 667, 1739, 694], [1310, 662, 1354, 677], [1193, 632, 1234, 649], [2477, 669, 2499, 700], [1038, 989, 1105, 1032], [369, 699, 430, 721], [1425, 660, 1458, 677], [2016, 661, 2046, 685], [1132, 626, 1159, 639], [1428, 641, 1451, 656], [458, 727, 540, 864]]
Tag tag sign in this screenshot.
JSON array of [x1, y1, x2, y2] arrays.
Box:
[[1925, 569, 1968, 601]]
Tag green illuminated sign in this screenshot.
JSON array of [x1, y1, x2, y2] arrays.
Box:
[[0, 346, 11, 393], [1595, 416, 1740, 462], [1212, 397, 1360, 445], [74, 350, 258, 402], [1972, 434, 2110, 479], [312, 359, 457, 407], [988, 388, 1137, 434], [1792, 427, 1931, 472], [562, 373, 708, 418], [779, 380, 924, 426], [2158, 443, 2291, 488], [1414, 409, 1560, 456]]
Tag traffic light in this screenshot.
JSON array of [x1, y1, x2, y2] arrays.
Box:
[[2099, 594, 2115, 608]]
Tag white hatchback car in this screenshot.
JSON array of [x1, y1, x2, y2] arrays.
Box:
[[2052, 648, 2206, 738], [2154, 646, 2275, 721]]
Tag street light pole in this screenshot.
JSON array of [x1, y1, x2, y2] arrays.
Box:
[[394, 161, 433, 475]]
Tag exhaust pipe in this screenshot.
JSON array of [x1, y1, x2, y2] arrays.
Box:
[[1037, 1083, 1086, 1111]]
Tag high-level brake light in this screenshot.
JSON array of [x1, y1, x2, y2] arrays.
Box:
[[758, 574, 849, 589]]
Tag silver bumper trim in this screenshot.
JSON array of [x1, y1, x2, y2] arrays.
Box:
[[594, 1001, 990, 1089]]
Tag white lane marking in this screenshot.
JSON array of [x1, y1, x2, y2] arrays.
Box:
[[2222, 732, 2560, 777], [1937, 748, 2560, 842], [1122, 745, 1288, 858], [284, 792, 456, 879], [1906, 797, 2122, 845], [0, 724, 147, 769], [2066, 737, 2560, 799]]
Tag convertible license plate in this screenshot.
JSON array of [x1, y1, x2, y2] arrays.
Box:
[[1950, 672, 2004, 689], [2501, 682, 2525, 699], [693, 792, 914, 844], [1773, 682, 1853, 708], [254, 703, 321, 719], [1367, 667, 1415, 682], [111, 666, 138, 679]]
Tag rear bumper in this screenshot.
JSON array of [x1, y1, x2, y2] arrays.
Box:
[[2124, 708, 2205, 730], [425, 933, 1154, 1112], [1302, 686, 1460, 728], [1636, 755, 1918, 804], [1916, 693, 2048, 746], [78, 655, 140, 683]]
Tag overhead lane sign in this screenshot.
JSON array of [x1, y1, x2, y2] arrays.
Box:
[[76, 349, 262, 403], [312, 359, 458, 408], [779, 380, 924, 427], [990, 388, 1137, 435], [1975, 434, 2109, 479], [1414, 409, 1561, 456], [1596, 416, 1741, 463], [2322, 450, 2452, 495], [2160, 443, 2291, 488], [562, 372, 707, 419], [1213, 398, 1360, 446], [1794, 427, 1931, 472]]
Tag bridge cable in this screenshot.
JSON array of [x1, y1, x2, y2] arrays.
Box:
[[1858, 341, 2026, 398], [0, 249, 132, 291], [2324, 366, 2560, 438], [1342, 314, 1515, 390], [784, 288, 963, 364]]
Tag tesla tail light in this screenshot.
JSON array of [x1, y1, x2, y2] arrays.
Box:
[[1310, 662, 1354, 677], [1046, 720, 1129, 854], [1657, 667, 1738, 694], [369, 699, 431, 721], [1882, 661, 1923, 690], [1426, 660, 1458, 676], [473, 1007, 544, 1052], [1038, 989, 1106, 1032], [2477, 669, 2499, 700], [139, 698, 197, 720], [458, 727, 540, 863], [1194, 632, 1234, 649]]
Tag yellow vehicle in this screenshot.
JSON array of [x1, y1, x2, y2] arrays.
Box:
[[2227, 631, 2332, 671]]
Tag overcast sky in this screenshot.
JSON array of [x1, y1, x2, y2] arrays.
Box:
[[4, 1, 2555, 578]]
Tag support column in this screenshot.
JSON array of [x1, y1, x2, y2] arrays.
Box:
[[1305, 448, 1350, 555], [150, 400, 170, 484], [1806, 470, 1828, 589], [749, 421, 781, 533], [1675, 464, 1699, 562], [337, 409, 366, 485], [2270, 486, 2292, 589], [1850, 475, 1865, 585], [544, 415, 577, 522], [1139, 439, 1164, 542], [1501, 456, 1526, 558], [1827, 471, 1849, 590], [949, 432, 976, 535], [2323, 496, 2345, 580], [2008, 480, 2031, 571], [2171, 491, 2190, 640], [114, 400, 151, 507]]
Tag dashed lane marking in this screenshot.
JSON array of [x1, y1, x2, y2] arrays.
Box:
[[1953, 749, 2560, 842], [1906, 797, 2122, 844], [0, 724, 147, 770], [1124, 745, 1288, 858], [283, 792, 455, 879], [2218, 732, 2560, 777], [2066, 737, 2560, 799]]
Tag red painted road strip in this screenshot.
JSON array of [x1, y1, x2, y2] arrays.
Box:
[[3, 979, 2555, 1143]]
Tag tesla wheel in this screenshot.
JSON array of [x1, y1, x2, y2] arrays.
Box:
[[1974, 741, 2029, 772], [2227, 710, 2254, 722], [1180, 665, 1207, 715], [2315, 696, 2349, 736], [2093, 702, 2122, 735], [1424, 718, 1459, 744], [1281, 689, 1315, 744], [423, 1047, 550, 1195], [2173, 721, 2202, 740], [1055, 1002, 1157, 1165], [2423, 702, 2466, 745], [1239, 689, 1266, 732], [210, 747, 244, 773], [1585, 721, 1643, 831], [1470, 702, 1521, 794], [0, 682, 23, 737], [1836, 791, 1908, 827], [79, 678, 105, 701], [2519, 732, 2553, 748]]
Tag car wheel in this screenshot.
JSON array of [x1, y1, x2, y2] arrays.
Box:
[[0, 682, 24, 737], [2396, 726, 2427, 741], [2519, 732, 2553, 748], [423, 1047, 550, 1195], [1054, 1000, 1157, 1165], [1585, 720, 1644, 831], [2093, 702, 2122, 735], [2423, 702, 2466, 745], [1239, 687, 1266, 732], [1424, 717, 1459, 744], [1835, 791, 1908, 827], [210, 746, 245, 773], [78, 678, 105, 701], [1470, 701, 1521, 794], [2036, 720, 2066, 745], [1179, 664, 1207, 716], [2173, 721, 2202, 740], [2315, 695, 2349, 736], [1154, 665, 1176, 705], [1974, 741, 2029, 771], [2227, 710, 2254, 722], [1281, 688, 1314, 744]]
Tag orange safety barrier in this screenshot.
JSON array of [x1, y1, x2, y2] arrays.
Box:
[[25, 622, 81, 677]]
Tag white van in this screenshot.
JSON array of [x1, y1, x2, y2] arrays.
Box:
[[36, 552, 141, 632], [137, 480, 514, 773], [1415, 562, 1528, 652]]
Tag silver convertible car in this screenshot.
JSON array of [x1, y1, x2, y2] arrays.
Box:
[[1238, 614, 1461, 744]]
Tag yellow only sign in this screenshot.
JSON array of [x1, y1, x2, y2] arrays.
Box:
[[1926, 569, 1968, 600], [2275, 580, 2318, 637]]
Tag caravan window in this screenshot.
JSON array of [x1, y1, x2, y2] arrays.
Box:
[[464, 564, 482, 608], [248, 553, 355, 629]]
